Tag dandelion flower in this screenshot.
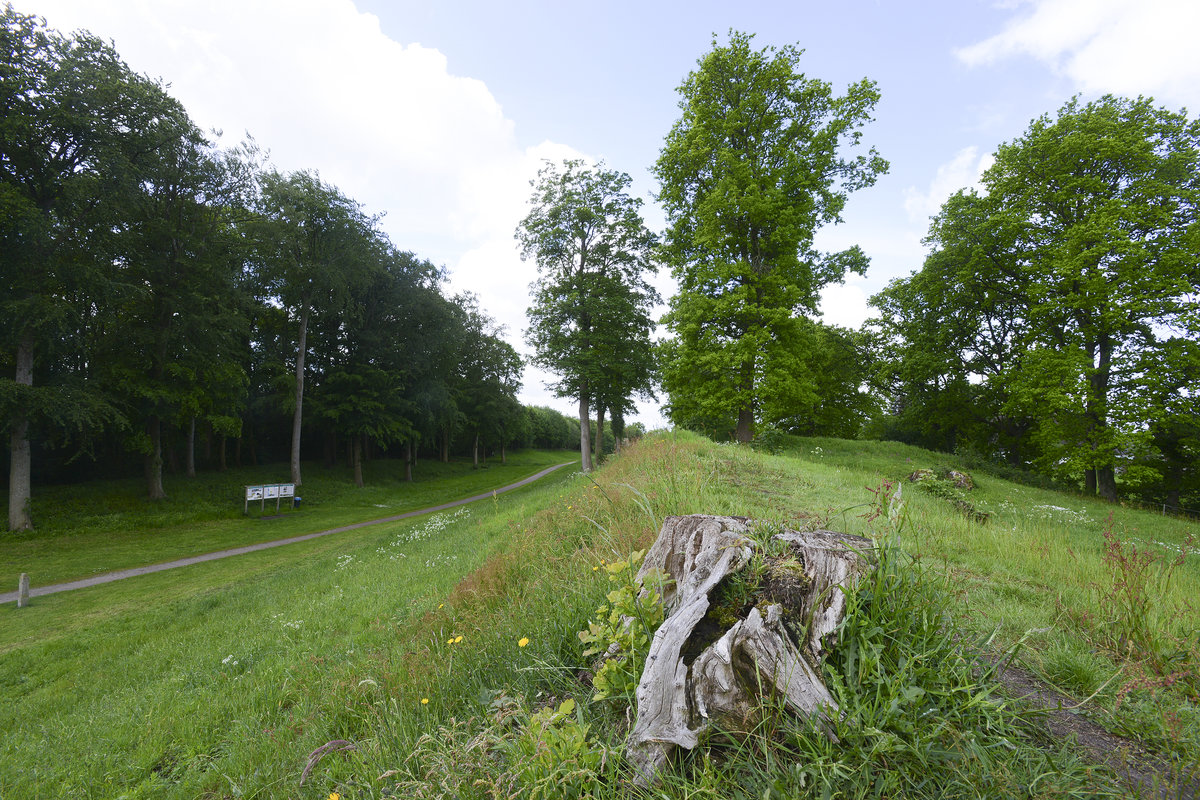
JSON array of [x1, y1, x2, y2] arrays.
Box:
[[454, 635, 463, 644], [330, 793, 340, 800], [518, 637, 530, 648], [447, 637, 454, 644], [438, 603, 444, 609], [421, 697, 429, 705], [592, 566, 599, 571]]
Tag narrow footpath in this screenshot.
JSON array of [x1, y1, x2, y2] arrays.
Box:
[[2, 462, 574, 604]]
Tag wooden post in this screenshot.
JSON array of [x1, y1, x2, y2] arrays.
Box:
[[17, 573, 29, 608]]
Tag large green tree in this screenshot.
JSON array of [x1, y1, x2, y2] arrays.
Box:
[[452, 296, 523, 468], [655, 31, 887, 443], [254, 170, 376, 486], [873, 95, 1200, 501], [871, 191, 1035, 460], [1, 8, 182, 527], [101, 110, 257, 499], [516, 159, 657, 473]]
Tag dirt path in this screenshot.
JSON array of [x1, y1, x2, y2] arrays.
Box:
[[990, 658, 1199, 799], [2, 462, 574, 604]]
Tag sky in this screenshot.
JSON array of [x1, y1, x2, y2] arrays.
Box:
[[18, 0, 1200, 429]]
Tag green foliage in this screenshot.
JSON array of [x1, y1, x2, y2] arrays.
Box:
[[656, 30, 887, 443], [909, 468, 993, 524], [511, 698, 607, 799], [1093, 517, 1197, 676], [872, 95, 1200, 503], [577, 549, 669, 702], [750, 426, 786, 455], [517, 158, 658, 472]]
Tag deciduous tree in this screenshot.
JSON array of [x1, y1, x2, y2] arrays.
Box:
[[517, 159, 657, 472], [655, 31, 887, 443], [1, 8, 179, 526], [873, 96, 1200, 501]]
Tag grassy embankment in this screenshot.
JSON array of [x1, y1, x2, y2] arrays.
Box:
[[1, 432, 1196, 798]]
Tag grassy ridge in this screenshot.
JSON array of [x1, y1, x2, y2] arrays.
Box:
[[2, 433, 1197, 798]]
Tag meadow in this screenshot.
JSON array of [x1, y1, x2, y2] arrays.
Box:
[[1, 433, 1196, 798]]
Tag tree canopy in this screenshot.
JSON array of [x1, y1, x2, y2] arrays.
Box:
[[873, 95, 1200, 501], [517, 158, 658, 472], [655, 31, 887, 442]]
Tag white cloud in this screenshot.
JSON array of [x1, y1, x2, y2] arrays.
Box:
[[956, 0, 1200, 110], [819, 281, 872, 330], [902, 146, 994, 223]]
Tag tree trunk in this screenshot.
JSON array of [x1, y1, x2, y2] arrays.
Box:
[[405, 440, 413, 481], [352, 435, 364, 488], [473, 432, 479, 468], [736, 405, 754, 444], [1085, 336, 1115, 500], [145, 416, 166, 500], [1097, 465, 1117, 502], [1084, 469, 1097, 495], [736, 358, 755, 444], [7, 331, 34, 531], [1166, 487, 1181, 511], [501, 442, 507, 465], [220, 435, 227, 471], [290, 307, 310, 486], [441, 428, 450, 463], [186, 416, 196, 478], [579, 392, 593, 473], [595, 404, 606, 464]]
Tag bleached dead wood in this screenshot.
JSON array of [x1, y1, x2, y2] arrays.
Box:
[[624, 515, 872, 787]]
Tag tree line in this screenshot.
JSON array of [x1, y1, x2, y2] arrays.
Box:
[[518, 31, 1199, 508], [0, 8, 573, 531]]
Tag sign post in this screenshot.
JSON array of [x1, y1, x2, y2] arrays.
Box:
[[244, 483, 295, 514]]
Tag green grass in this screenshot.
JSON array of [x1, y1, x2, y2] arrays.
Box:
[[3, 432, 1197, 798], [0, 460, 581, 797], [1, 450, 576, 588]]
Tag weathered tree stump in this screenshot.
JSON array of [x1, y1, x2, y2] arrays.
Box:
[[623, 515, 873, 787]]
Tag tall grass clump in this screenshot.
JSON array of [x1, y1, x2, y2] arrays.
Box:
[[761, 543, 1101, 799]]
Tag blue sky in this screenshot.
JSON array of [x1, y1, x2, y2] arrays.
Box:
[[23, 0, 1200, 427]]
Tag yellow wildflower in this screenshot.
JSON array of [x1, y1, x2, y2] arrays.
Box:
[[330, 793, 340, 800], [454, 635, 463, 644], [421, 697, 429, 705], [518, 637, 530, 648]]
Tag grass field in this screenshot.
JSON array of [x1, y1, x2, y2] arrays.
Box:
[[2, 434, 1197, 798], [1, 450, 576, 589]]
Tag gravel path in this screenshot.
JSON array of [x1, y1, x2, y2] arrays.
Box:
[[2, 462, 574, 604]]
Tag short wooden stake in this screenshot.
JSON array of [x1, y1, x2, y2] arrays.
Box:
[[17, 573, 30, 608]]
